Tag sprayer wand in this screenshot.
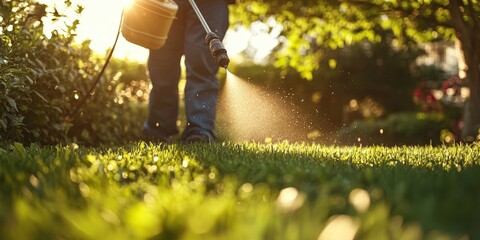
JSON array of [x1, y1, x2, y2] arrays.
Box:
[[187, 0, 230, 69]]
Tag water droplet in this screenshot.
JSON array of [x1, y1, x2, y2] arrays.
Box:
[[241, 183, 253, 193], [182, 159, 189, 168], [318, 215, 359, 240], [276, 187, 305, 212], [29, 175, 39, 188], [349, 188, 370, 212]]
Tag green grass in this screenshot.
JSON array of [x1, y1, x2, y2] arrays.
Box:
[[1, 142, 479, 240]]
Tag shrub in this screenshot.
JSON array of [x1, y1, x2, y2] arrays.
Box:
[[0, 0, 149, 145], [63, 57, 150, 145], [0, 1, 61, 142]]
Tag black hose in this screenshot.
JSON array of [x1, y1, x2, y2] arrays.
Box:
[[65, 11, 123, 121]]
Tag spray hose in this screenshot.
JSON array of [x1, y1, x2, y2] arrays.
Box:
[[65, 11, 123, 121]]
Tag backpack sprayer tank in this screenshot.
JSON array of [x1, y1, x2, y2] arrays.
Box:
[[121, 0, 230, 68], [121, 0, 178, 50]]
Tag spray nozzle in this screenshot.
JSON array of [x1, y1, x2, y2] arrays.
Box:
[[205, 32, 230, 69]]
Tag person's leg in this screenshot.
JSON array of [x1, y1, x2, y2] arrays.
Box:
[[182, 0, 229, 141], [142, 2, 187, 141]]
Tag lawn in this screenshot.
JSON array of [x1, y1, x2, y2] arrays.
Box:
[[1, 142, 479, 239]]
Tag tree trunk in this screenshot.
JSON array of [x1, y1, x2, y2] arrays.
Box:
[[460, 49, 480, 140], [449, 0, 480, 141]]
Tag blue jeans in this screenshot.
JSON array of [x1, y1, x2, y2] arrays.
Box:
[[143, 0, 229, 140]]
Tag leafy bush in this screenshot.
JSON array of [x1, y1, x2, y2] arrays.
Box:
[[64, 57, 150, 145], [338, 112, 453, 146], [0, 0, 149, 145], [1, 1, 54, 142]]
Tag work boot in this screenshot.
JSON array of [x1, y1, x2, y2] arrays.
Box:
[[141, 123, 173, 144], [183, 132, 214, 144]]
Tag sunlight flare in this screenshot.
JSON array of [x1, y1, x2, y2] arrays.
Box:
[[122, 0, 136, 10], [38, 0, 148, 61]]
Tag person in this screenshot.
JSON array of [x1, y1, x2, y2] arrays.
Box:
[[142, 0, 233, 143]]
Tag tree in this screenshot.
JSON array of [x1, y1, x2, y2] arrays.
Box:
[[232, 0, 479, 140]]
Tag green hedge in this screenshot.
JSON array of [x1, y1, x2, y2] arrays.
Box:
[[0, 1, 149, 145]]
